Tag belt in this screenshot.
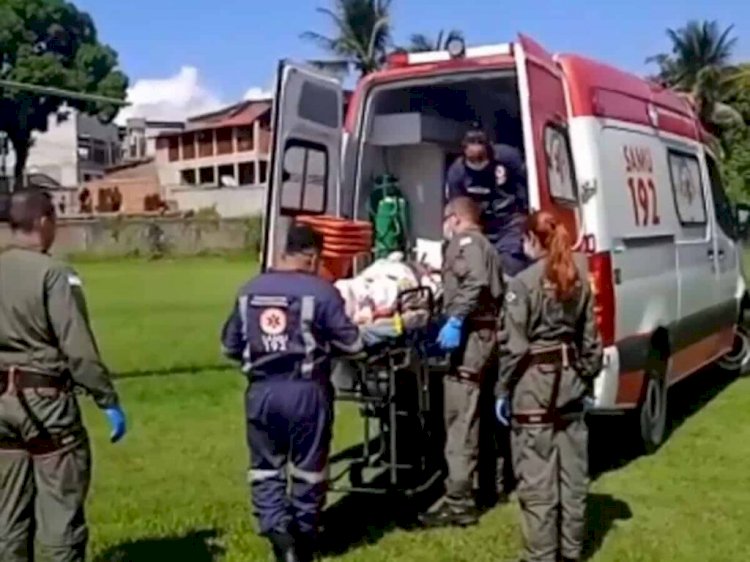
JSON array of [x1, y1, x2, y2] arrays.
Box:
[[0, 368, 69, 391], [527, 345, 577, 368], [513, 406, 585, 426]]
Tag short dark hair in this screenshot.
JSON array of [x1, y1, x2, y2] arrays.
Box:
[[286, 223, 323, 255], [462, 129, 489, 148], [9, 189, 55, 232]]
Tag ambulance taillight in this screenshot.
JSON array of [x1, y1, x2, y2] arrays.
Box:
[[588, 252, 616, 346]]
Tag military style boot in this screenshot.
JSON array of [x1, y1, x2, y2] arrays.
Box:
[[418, 496, 479, 528], [267, 532, 300, 562]]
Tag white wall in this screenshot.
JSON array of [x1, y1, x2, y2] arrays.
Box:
[[166, 185, 266, 217]]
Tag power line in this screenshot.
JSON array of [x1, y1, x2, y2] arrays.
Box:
[[0, 79, 130, 106]]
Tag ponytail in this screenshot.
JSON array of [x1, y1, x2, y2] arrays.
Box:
[[525, 211, 579, 300]]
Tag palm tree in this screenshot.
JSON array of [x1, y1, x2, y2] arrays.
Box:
[[648, 20, 739, 127], [301, 0, 393, 78], [405, 29, 464, 53]]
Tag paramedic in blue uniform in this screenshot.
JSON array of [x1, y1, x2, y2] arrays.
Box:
[[221, 224, 364, 562], [445, 129, 529, 276]]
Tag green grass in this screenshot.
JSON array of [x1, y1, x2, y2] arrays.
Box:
[[75, 257, 750, 561]]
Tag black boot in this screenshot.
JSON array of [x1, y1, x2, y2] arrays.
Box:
[[418, 498, 479, 528], [267, 532, 300, 562]]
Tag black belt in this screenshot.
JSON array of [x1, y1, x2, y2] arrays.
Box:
[[513, 406, 585, 426], [0, 369, 69, 391], [527, 346, 577, 367]]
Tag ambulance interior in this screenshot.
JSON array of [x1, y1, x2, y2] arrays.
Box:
[[354, 72, 525, 265]]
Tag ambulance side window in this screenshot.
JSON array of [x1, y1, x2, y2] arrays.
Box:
[[667, 150, 707, 226], [706, 155, 738, 240], [544, 125, 577, 203], [280, 140, 328, 215]]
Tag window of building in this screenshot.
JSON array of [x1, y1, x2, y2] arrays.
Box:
[[544, 125, 577, 202], [77, 136, 91, 161], [217, 128, 233, 155], [218, 164, 236, 186], [259, 160, 268, 184], [92, 140, 109, 165], [181, 169, 197, 185], [237, 126, 254, 152], [168, 137, 180, 161], [668, 150, 707, 225], [239, 162, 256, 185], [182, 132, 196, 160], [198, 166, 215, 185], [198, 130, 214, 158], [280, 142, 327, 215]]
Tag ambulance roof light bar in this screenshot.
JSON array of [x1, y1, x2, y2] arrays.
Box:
[[386, 43, 512, 68]]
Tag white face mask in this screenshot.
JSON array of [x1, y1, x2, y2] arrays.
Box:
[[465, 159, 489, 171], [443, 221, 454, 241]]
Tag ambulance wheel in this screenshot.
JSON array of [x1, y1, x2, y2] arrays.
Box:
[[638, 351, 669, 455], [717, 325, 750, 377]]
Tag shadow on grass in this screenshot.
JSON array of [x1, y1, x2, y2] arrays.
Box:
[[583, 494, 633, 560], [114, 363, 234, 380], [93, 529, 224, 562]]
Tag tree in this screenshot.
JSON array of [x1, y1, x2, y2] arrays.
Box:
[[0, 0, 128, 186], [405, 29, 463, 53], [301, 0, 393, 78], [647, 20, 738, 128]]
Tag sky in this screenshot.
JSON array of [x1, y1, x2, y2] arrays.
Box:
[[73, 0, 750, 124]]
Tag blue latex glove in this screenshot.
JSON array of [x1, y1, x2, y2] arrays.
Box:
[[582, 396, 595, 412], [495, 396, 511, 426], [104, 406, 127, 443], [437, 317, 463, 350]]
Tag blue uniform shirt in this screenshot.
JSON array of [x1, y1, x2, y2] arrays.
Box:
[[445, 144, 528, 255], [221, 270, 363, 382]]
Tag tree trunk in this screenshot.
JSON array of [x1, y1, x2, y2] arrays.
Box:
[[9, 130, 30, 191]]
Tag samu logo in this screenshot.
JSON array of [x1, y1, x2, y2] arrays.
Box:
[[259, 308, 288, 352]]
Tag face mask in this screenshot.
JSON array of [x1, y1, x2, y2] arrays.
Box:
[[523, 236, 538, 260], [465, 158, 489, 171]]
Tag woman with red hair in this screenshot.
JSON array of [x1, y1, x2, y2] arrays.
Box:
[[496, 211, 603, 562]]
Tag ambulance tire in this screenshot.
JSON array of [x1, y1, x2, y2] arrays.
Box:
[[717, 324, 750, 377], [638, 347, 669, 455]]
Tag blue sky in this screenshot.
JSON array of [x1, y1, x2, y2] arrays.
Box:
[[74, 0, 750, 121]]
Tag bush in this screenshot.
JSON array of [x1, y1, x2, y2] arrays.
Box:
[[244, 215, 263, 257]]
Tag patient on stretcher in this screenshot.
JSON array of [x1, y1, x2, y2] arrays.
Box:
[[334, 252, 440, 345]]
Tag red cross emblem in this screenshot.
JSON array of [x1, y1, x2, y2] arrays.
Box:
[[259, 308, 287, 336]]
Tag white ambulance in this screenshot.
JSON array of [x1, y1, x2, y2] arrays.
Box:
[[262, 35, 750, 451]]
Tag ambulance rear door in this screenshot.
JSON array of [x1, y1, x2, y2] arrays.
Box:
[[515, 35, 580, 241], [262, 61, 344, 270]]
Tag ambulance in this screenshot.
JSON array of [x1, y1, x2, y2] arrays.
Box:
[[262, 34, 750, 451]]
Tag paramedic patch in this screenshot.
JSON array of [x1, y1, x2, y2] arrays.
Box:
[[495, 165, 507, 186], [505, 291, 518, 304], [259, 308, 287, 336], [460, 237, 473, 247]]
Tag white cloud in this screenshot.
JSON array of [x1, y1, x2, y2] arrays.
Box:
[[244, 86, 273, 101], [116, 66, 223, 125]]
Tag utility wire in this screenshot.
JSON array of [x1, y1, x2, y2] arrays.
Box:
[[0, 79, 130, 106]]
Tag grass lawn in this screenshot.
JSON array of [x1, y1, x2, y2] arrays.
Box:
[[75, 257, 750, 561]]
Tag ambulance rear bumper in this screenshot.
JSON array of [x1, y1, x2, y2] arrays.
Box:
[[590, 345, 629, 413]]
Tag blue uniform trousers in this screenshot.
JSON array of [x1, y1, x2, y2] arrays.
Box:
[[245, 379, 333, 539]]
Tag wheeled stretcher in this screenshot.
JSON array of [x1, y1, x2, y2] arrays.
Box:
[[329, 287, 447, 496]]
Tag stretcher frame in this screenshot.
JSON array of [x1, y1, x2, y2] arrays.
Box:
[[328, 287, 446, 496]]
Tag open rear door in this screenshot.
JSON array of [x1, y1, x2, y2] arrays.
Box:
[[515, 35, 579, 240], [262, 61, 343, 270]]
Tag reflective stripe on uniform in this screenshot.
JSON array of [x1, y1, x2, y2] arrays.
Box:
[[247, 467, 285, 483], [238, 295, 251, 373], [289, 463, 328, 485], [300, 296, 316, 377]]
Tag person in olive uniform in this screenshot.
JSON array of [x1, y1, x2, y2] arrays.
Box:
[[419, 196, 505, 528], [0, 190, 126, 562], [496, 211, 603, 562]]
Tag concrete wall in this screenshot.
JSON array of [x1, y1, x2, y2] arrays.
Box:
[[166, 185, 266, 217], [0, 216, 262, 258]]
